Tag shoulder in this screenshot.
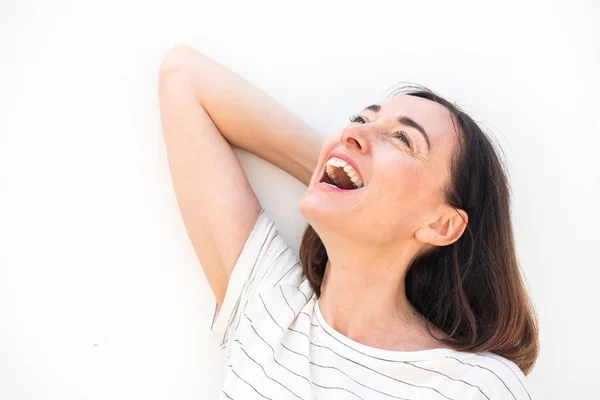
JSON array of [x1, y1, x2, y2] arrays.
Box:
[[211, 208, 310, 350], [441, 351, 531, 400]]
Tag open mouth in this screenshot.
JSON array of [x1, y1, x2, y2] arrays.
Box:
[[318, 157, 364, 190]]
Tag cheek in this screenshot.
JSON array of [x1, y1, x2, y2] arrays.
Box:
[[362, 158, 427, 241], [371, 156, 444, 230], [377, 156, 424, 201]]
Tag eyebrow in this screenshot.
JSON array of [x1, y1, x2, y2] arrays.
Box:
[[363, 104, 431, 150]]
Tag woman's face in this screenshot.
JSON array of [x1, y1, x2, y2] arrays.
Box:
[[298, 95, 460, 247]]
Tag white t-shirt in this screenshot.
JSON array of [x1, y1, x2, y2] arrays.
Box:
[[210, 209, 531, 400]]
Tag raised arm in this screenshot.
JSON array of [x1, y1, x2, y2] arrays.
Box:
[[158, 45, 322, 306]]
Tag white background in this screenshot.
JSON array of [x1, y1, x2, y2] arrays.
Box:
[[1, 0, 599, 399]]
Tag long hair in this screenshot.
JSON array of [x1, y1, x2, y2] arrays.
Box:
[[298, 84, 539, 375]]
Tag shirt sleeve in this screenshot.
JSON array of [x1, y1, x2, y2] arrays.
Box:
[[209, 208, 304, 347]]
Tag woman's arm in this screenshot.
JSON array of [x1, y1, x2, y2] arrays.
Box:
[[158, 45, 322, 306], [160, 45, 322, 186]]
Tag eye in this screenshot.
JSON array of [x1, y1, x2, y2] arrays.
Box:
[[392, 131, 412, 149], [349, 114, 366, 124]]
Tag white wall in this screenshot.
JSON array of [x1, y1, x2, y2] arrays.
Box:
[[1, 0, 598, 398]]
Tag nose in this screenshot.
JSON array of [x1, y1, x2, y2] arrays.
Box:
[[340, 124, 370, 154]]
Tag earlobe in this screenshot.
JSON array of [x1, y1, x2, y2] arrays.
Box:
[[415, 208, 468, 247]]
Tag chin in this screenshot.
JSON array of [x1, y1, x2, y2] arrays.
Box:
[[298, 188, 406, 248], [297, 190, 359, 238]]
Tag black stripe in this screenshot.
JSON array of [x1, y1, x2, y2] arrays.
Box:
[[253, 236, 287, 290], [296, 278, 309, 301], [244, 315, 313, 387], [311, 381, 364, 400], [230, 368, 272, 399], [287, 327, 309, 340], [221, 220, 275, 346], [476, 353, 530, 400], [287, 296, 318, 327], [310, 360, 411, 400], [252, 286, 479, 399], [284, 292, 315, 326], [222, 391, 233, 400], [233, 222, 277, 302], [259, 294, 284, 333], [258, 237, 287, 285], [287, 325, 453, 400], [244, 314, 367, 400], [315, 314, 427, 363], [445, 356, 516, 400], [280, 286, 296, 318], [244, 316, 334, 400], [315, 314, 482, 398], [246, 314, 411, 400], [277, 336, 309, 361], [273, 261, 302, 287], [235, 339, 303, 399], [231, 241, 289, 335], [406, 362, 490, 400], [297, 311, 318, 327], [221, 297, 241, 347], [210, 299, 219, 332]]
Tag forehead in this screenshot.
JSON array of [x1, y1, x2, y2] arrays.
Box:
[[372, 95, 458, 144]]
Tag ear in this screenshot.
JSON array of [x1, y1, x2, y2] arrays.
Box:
[[415, 207, 468, 247]]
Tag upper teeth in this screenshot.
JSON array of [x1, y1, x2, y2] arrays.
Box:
[[326, 157, 364, 189]]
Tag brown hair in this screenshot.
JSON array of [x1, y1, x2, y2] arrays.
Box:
[[299, 84, 539, 375]]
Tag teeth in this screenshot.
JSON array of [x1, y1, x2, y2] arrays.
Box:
[[325, 157, 364, 189], [326, 167, 341, 187]]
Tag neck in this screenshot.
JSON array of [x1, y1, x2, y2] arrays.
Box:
[[317, 233, 425, 348]]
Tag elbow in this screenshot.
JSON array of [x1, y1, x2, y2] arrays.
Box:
[[159, 44, 205, 79]]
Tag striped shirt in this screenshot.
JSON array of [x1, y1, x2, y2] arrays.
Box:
[[210, 209, 531, 400]]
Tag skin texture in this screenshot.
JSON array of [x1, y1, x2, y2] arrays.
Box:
[[298, 95, 468, 350], [159, 45, 468, 352], [159, 45, 321, 305]]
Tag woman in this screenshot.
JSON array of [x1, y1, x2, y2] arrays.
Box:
[[158, 45, 538, 400]]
